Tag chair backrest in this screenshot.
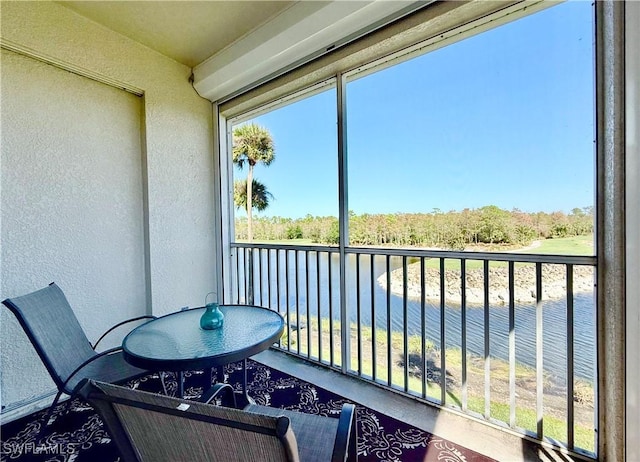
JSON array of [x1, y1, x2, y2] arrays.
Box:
[[80, 380, 300, 462], [2, 283, 95, 390]]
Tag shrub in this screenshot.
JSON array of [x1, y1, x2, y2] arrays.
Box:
[[286, 224, 303, 239]]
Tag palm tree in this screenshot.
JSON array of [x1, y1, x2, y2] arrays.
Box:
[[232, 123, 275, 241], [234, 178, 273, 213]]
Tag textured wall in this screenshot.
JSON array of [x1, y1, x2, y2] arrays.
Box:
[[1, 49, 146, 405], [0, 1, 216, 410]]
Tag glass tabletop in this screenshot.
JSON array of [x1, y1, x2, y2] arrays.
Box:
[[122, 305, 284, 371]]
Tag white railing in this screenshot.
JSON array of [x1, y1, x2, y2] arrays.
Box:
[[227, 242, 597, 457]]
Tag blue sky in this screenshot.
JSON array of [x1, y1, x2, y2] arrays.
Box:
[[235, 1, 594, 219]]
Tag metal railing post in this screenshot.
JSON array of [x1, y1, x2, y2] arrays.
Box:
[[247, 248, 254, 304]]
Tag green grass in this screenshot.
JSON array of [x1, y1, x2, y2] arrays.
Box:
[[236, 235, 595, 272], [280, 315, 595, 453], [238, 235, 594, 262], [244, 235, 594, 252], [524, 235, 594, 256], [468, 398, 595, 452], [423, 235, 594, 270]]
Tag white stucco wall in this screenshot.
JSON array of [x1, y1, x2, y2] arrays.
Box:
[[0, 2, 216, 411], [1, 48, 147, 407]]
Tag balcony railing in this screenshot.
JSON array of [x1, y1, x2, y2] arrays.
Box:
[[226, 242, 597, 457]]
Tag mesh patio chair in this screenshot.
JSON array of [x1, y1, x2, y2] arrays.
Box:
[[80, 379, 357, 462], [2, 282, 155, 425]]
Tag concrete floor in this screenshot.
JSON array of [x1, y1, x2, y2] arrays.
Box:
[[254, 349, 592, 462]]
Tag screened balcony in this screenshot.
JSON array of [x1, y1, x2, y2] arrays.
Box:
[[1, 1, 637, 461]]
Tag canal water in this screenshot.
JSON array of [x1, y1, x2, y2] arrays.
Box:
[[245, 251, 596, 383]]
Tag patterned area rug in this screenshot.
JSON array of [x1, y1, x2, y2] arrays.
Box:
[[1, 360, 495, 462]]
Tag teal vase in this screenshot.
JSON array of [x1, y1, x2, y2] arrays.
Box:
[[200, 302, 224, 330]]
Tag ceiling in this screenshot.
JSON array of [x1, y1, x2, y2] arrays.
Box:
[[58, 1, 425, 102], [60, 1, 298, 68]]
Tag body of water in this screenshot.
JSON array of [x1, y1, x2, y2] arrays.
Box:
[[243, 250, 596, 383]]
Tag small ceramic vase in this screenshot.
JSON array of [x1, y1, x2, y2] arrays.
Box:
[[200, 292, 224, 330]]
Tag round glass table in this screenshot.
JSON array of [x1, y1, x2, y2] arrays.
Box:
[[123, 304, 284, 399]]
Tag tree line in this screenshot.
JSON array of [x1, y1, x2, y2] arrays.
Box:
[[231, 124, 593, 249], [235, 205, 594, 249]]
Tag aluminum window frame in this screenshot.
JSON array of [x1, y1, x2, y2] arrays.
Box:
[[214, 1, 628, 458]]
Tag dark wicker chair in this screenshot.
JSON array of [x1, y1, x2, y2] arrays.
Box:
[[2, 282, 154, 425], [80, 379, 357, 462]]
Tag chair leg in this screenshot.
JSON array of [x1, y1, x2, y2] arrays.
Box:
[[42, 390, 64, 426], [178, 371, 184, 398], [35, 390, 68, 441]]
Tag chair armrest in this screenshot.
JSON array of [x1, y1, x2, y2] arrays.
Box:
[[332, 403, 357, 462], [63, 347, 122, 395], [92, 315, 157, 350], [199, 383, 238, 409]]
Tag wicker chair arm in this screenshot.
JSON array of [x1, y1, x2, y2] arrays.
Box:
[[92, 315, 156, 350]]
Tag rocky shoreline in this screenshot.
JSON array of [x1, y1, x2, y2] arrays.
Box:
[[378, 263, 595, 306]]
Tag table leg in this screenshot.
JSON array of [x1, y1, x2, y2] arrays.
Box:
[[159, 371, 184, 398], [160, 372, 168, 395], [239, 359, 255, 407]]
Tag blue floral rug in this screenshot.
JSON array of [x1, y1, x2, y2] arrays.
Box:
[[1, 360, 494, 462]]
